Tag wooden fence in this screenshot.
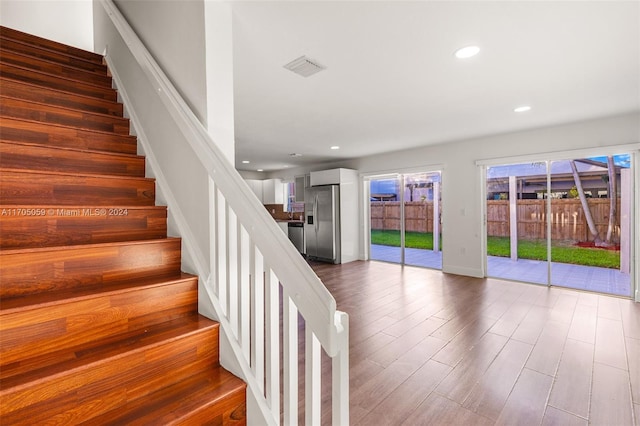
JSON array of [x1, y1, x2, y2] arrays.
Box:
[[487, 198, 621, 242], [371, 202, 439, 233], [372, 199, 620, 242]]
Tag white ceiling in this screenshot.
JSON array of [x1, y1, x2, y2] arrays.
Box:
[[231, 1, 640, 172]]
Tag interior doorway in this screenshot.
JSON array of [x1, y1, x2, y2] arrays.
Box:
[[485, 154, 633, 297], [369, 171, 442, 269]]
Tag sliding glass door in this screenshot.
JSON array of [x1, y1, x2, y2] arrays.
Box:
[[369, 171, 442, 269], [486, 162, 549, 285], [370, 176, 402, 264], [486, 154, 632, 297]]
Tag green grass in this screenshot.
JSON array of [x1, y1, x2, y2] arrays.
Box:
[[486, 237, 620, 269], [371, 230, 620, 269], [370, 230, 441, 250]]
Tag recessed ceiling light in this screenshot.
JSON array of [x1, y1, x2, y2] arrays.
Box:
[[514, 105, 532, 113], [455, 45, 480, 59], [257, 169, 263, 172], [330, 146, 340, 150], [242, 160, 250, 164]]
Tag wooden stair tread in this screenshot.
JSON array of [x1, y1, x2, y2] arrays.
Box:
[[0, 313, 217, 392], [0, 49, 113, 87], [0, 36, 107, 75], [0, 140, 141, 161], [0, 62, 117, 101], [0, 141, 144, 177], [0, 236, 179, 256], [0, 95, 130, 134], [0, 204, 168, 250], [0, 168, 155, 206], [0, 26, 103, 64], [86, 367, 246, 426], [0, 115, 136, 143], [0, 238, 182, 297], [0, 77, 123, 116], [0, 272, 195, 314], [0, 167, 153, 184], [0, 116, 136, 155]]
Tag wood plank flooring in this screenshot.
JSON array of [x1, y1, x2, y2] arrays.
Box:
[[310, 260, 639, 425]]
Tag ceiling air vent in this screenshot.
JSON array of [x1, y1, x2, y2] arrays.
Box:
[[283, 56, 326, 77]]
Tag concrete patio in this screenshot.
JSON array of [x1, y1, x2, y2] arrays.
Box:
[[370, 244, 631, 297]]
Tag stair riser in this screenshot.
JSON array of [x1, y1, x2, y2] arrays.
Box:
[[0, 38, 107, 74], [0, 327, 219, 424], [0, 278, 198, 375], [0, 78, 123, 116], [0, 50, 113, 87], [0, 171, 155, 206], [1, 96, 130, 134], [0, 239, 181, 297], [0, 63, 117, 101], [172, 390, 247, 426], [0, 206, 167, 249], [0, 117, 137, 154], [0, 26, 103, 64], [0, 143, 144, 177]]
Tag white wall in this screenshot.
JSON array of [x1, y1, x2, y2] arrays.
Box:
[[204, 1, 235, 164], [0, 0, 94, 51], [94, 1, 211, 277], [112, 0, 208, 125], [273, 112, 640, 279]]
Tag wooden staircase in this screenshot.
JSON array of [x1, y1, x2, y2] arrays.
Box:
[[0, 26, 246, 424]]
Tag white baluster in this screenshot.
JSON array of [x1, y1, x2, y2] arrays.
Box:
[[264, 267, 280, 421], [283, 289, 299, 426], [239, 226, 251, 361], [252, 248, 265, 393], [228, 208, 238, 337], [305, 329, 321, 426], [332, 312, 349, 426], [216, 189, 227, 316]]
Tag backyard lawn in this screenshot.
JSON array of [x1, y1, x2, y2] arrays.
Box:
[[370, 230, 620, 269]]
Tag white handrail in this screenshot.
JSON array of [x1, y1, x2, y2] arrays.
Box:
[[99, 1, 349, 424]]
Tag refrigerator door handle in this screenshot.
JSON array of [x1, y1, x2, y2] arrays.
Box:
[[314, 194, 319, 233]]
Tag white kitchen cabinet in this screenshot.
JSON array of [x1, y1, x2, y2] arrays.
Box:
[[244, 179, 263, 203], [310, 168, 355, 186], [294, 175, 305, 202], [262, 178, 283, 204]]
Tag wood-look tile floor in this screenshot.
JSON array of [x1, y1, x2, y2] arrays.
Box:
[[310, 260, 639, 426]]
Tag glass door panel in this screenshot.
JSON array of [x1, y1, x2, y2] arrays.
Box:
[[549, 155, 632, 296], [486, 162, 549, 284], [404, 172, 442, 269], [370, 177, 402, 263]]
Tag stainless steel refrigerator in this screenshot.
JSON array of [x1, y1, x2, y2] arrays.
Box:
[[304, 185, 340, 264]]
